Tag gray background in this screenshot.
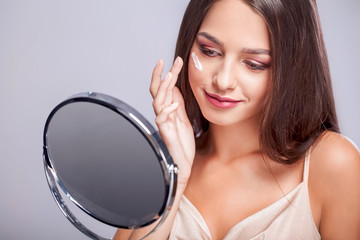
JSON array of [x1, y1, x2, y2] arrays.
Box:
[[0, 0, 359, 239]]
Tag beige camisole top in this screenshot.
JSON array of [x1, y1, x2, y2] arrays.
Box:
[[169, 151, 321, 239]]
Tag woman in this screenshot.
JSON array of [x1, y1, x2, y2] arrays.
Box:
[[115, 0, 360, 239]]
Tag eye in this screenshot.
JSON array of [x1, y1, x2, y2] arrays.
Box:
[[242, 60, 270, 72], [199, 45, 221, 57]]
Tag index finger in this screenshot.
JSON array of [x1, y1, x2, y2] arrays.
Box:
[[169, 57, 183, 86], [150, 59, 164, 98]]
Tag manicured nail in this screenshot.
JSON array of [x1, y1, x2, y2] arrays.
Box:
[[158, 59, 164, 67], [175, 56, 181, 65]]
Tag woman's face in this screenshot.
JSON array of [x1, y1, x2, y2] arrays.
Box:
[[188, 0, 271, 127]]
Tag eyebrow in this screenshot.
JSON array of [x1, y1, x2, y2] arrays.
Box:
[[197, 32, 224, 46], [197, 31, 271, 55], [242, 48, 271, 55]]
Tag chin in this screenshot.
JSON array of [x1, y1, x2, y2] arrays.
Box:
[[201, 108, 262, 127], [201, 109, 239, 126]]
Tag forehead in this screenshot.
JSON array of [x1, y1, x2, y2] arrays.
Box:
[[199, 0, 270, 51]]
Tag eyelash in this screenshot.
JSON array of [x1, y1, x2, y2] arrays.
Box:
[[199, 45, 221, 57], [198, 44, 270, 72], [242, 60, 270, 71]]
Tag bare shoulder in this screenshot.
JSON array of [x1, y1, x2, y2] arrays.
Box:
[[311, 131, 360, 177], [309, 131, 360, 239]]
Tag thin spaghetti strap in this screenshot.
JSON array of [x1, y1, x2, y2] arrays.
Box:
[[303, 147, 312, 183]]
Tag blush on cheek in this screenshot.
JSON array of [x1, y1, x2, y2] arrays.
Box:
[[191, 52, 203, 71]]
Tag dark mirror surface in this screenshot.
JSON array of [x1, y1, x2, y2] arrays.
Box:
[[45, 101, 167, 228]]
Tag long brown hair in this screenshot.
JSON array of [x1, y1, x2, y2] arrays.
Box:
[[174, 0, 339, 165]]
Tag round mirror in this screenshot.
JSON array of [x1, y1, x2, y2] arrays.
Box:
[[43, 92, 177, 239]]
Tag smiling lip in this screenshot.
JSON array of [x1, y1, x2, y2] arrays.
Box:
[[205, 91, 242, 109]]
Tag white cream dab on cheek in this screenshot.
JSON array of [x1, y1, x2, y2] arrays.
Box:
[[191, 52, 203, 71]]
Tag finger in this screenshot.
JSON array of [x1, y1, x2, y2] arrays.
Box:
[[150, 59, 164, 98], [155, 102, 179, 125], [172, 87, 191, 124], [169, 57, 183, 85], [152, 72, 173, 114], [163, 57, 183, 105], [172, 86, 185, 105], [163, 74, 176, 107]]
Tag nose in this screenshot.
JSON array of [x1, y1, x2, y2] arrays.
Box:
[[213, 57, 237, 91]]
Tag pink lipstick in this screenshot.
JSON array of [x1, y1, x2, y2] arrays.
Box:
[[205, 91, 242, 109]]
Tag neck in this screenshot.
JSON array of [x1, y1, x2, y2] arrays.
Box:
[[206, 117, 262, 161]]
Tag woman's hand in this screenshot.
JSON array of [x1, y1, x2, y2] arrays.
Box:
[[150, 57, 195, 187]]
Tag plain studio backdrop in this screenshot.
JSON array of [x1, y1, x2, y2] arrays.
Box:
[[0, 0, 359, 239]]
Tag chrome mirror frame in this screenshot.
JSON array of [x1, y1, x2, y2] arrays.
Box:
[[43, 92, 178, 240]]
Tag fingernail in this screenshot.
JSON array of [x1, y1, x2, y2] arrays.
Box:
[[175, 56, 181, 65]]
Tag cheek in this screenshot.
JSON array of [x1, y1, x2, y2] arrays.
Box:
[[188, 55, 206, 91], [259, 72, 271, 100], [188, 52, 218, 89], [243, 72, 270, 103], [191, 52, 203, 71]]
